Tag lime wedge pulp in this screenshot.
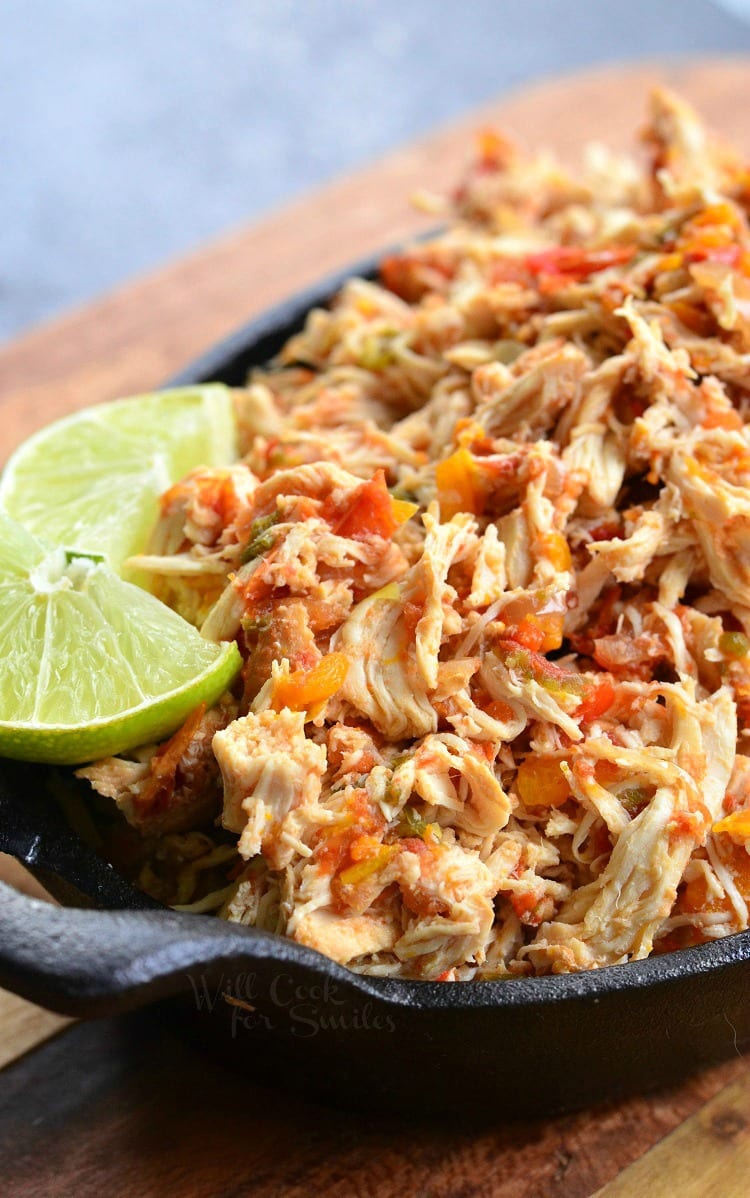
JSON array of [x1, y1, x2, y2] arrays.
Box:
[[0, 385, 237, 574], [0, 513, 241, 765]]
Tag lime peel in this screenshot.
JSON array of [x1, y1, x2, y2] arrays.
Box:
[[0, 514, 241, 766], [0, 385, 237, 575], [0, 640, 241, 765]]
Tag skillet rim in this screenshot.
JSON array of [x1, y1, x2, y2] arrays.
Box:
[[3, 760, 750, 1012]]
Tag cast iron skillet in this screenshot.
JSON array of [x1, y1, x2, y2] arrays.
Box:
[[1, 254, 749, 1118]]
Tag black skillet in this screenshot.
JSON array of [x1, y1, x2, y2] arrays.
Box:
[[1, 254, 749, 1118]]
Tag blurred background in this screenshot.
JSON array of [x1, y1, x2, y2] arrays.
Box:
[[2, 0, 750, 344]]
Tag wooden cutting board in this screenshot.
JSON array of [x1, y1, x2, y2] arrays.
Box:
[[2, 57, 750, 1198]]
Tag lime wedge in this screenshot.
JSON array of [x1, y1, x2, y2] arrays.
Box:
[[0, 513, 241, 765], [0, 385, 237, 574]]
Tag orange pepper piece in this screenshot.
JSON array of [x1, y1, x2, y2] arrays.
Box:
[[521, 612, 565, 653], [390, 497, 420, 525], [272, 652, 349, 715], [713, 809, 750, 842], [537, 531, 572, 572], [516, 757, 570, 808], [681, 843, 750, 915], [435, 447, 481, 519], [337, 844, 397, 887], [689, 201, 741, 230]]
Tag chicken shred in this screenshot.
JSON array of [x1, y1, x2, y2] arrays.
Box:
[[81, 90, 750, 980]]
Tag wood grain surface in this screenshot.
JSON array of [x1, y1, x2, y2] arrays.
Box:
[[595, 1069, 750, 1197], [0, 1006, 747, 1198], [2, 55, 750, 1196], [2, 56, 750, 458]]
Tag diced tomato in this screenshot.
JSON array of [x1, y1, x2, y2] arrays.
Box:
[[701, 408, 743, 431], [577, 677, 616, 723], [380, 255, 422, 302], [380, 250, 455, 302], [684, 242, 742, 268], [488, 258, 534, 286], [483, 699, 517, 723], [506, 618, 545, 653], [594, 759, 619, 786], [509, 891, 543, 924], [673, 204, 750, 277], [525, 245, 636, 285], [331, 470, 399, 541], [504, 612, 562, 654], [160, 470, 245, 530], [317, 792, 385, 882], [316, 829, 352, 878], [397, 840, 447, 918], [670, 811, 705, 841]]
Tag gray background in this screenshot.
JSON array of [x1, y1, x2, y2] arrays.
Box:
[[2, 0, 750, 344]]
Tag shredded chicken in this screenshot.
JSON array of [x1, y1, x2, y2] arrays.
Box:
[[83, 90, 750, 980], [77, 701, 234, 835]]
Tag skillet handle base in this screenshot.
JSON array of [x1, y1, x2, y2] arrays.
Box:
[[0, 880, 395, 1021]]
